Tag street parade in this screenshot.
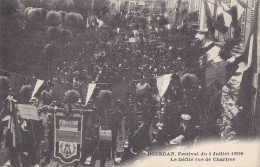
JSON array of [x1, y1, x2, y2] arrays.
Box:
[[0, 0, 260, 166]]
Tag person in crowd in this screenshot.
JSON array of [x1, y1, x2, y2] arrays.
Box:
[[169, 114, 199, 146], [0, 76, 22, 166], [17, 85, 41, 166], [110, 100, 124, 160]]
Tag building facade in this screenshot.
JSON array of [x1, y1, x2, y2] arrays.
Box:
[[240, 0, 257, 45], [195, 0, 257, 45], [109, 0, 168, 11]]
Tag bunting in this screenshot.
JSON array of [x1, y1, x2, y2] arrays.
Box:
[[206, 0, 216, 18], [223, 11, 232, 27], [156, 74, 172, 98], [214, 6, 232, 34], [31, 79, 44, 100], [85, 83, 96, 106], [230, 0, 246, 20]]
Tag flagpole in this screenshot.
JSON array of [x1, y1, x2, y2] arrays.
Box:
[[244, 0, 248, 43], [91, 0, 94, 16], [118, 0, 121, 11]]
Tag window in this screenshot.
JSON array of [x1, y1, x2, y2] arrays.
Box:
[[250, 11, 254, 22], [252, 0, 255, 7], [241, 24, 245, 35]]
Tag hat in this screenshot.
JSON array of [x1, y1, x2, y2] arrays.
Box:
[[180, 73, 199, 89], [181, 114, 191, 121], [136, 82, 150, 96], [0, 76, 10, 90]]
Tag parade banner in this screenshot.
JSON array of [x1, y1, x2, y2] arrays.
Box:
[[54, 114, 83, 164], [17, 104, 39, 120]]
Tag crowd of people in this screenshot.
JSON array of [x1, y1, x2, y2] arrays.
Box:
[[0, 7, 228, 167], [53, 10, 199, 84]]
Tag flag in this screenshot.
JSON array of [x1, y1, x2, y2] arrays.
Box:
[[156, 74, 172, 98], [223, 11, 232, 27], [236, 0, 246, 20], [85, 83, 96, 106], [199, 0, 215, 33], [220, 1, 230, 11], [206, 61, 227, 87], [230, 0, 246, 20], [31, 79, 44, 100], [214, 6, 232, 34], [112, 81, 128, 104], [198, 45, 223, 65], [206, 0, 216, 18]]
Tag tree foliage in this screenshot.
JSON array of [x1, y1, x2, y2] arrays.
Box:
[[0, 0, 22, 69]]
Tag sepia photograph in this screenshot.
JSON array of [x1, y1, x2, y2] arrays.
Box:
[[0, 0, 260, 166]]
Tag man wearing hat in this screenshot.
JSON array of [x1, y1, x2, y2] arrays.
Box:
[[169, 114, 199, 146]]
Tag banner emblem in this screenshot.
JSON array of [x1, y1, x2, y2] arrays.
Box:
[[54, 115, 83, 164]]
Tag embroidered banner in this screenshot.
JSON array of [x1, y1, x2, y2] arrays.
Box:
[[54, 114, 83, 164]]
